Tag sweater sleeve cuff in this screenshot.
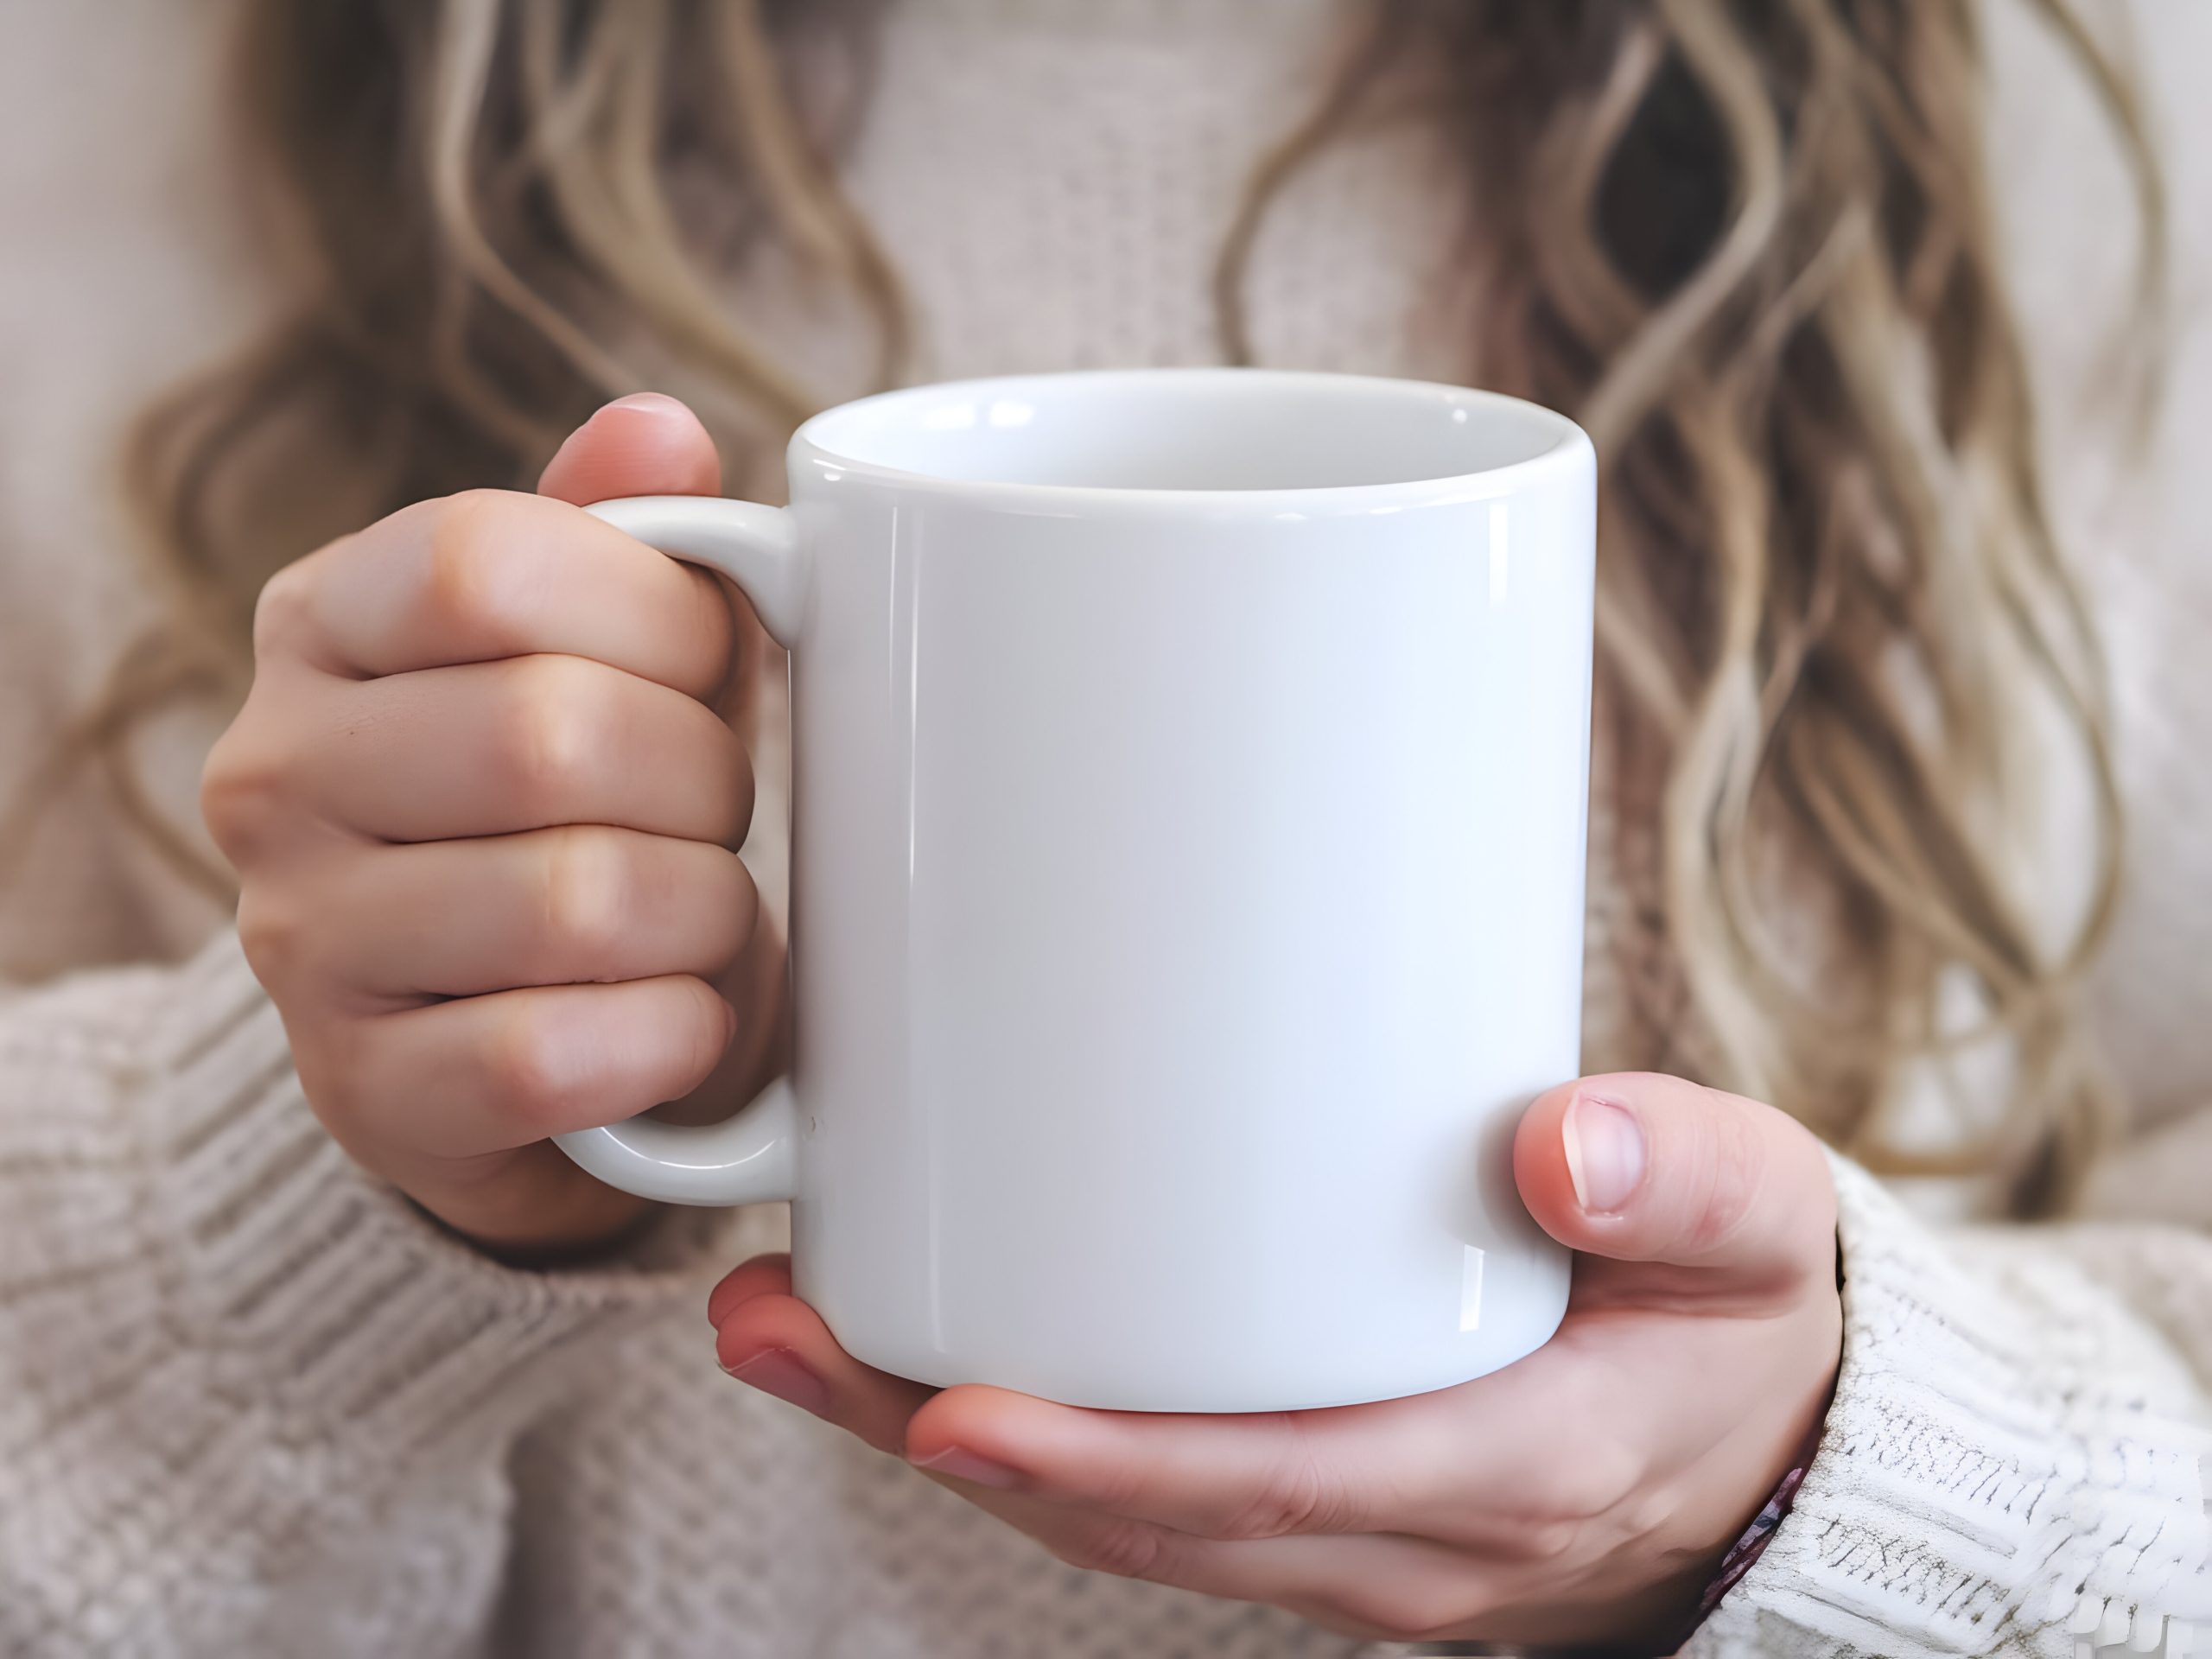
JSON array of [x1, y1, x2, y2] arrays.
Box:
[[1686, 1152, 2211, 1659], [132, 928, 752, 1448]]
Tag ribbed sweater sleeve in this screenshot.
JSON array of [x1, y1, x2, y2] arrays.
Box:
[[0, 927, 726, 1654], [1687, 1156, 2212, 1659], [10, 933, 2212, 1656]]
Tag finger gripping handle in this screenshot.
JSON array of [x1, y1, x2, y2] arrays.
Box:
[[587, 494, 806, 647], [550, 493, 807, 1207], [555, 1078, 799, 1208]]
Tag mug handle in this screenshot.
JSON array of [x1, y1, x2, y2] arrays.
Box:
[[550, 495, 807, 1207]]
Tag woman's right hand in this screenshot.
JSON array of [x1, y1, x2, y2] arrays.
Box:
[[203, 394, 782, 1259]]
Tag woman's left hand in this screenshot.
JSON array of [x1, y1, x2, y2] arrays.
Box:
[[708, 1072, 1842, 1651]]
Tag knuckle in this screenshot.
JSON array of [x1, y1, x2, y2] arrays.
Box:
[[1687, 1093, 1767, 1256], [1221, 1436, 1359, 1540], [482, 1004, 577, 1135], [422, 490, 530, 643], [1052, 1519, 1170, 1583], [199, 726, 287, 855], [232, 887, 307, 985], [1507, 1516, 1584, 1565], [677, 979, 736, 1086], [499, 658, 611, 810], [1617, 1481, 1687, 1550], [251, 561, 319, 658], [1543, 1434, 1643, 1524], [537, 830, 628, 973]]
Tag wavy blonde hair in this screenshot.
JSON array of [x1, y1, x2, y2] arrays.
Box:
[[45, 0, 2166, 1215]]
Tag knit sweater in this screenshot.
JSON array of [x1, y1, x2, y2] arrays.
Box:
[[3, 3, 2209, 1656]]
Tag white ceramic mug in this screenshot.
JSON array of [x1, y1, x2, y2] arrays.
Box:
[[556, 368, 1595, 1412]]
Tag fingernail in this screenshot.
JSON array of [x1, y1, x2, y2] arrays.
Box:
[[1565, 1094, 1646, 1214], [912, 1446, 1026, 1491], [722, 1347, 830, 1415], [605, 391, 684, 416]]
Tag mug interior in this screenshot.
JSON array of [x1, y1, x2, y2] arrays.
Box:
[[798, 369, 1580, 494]]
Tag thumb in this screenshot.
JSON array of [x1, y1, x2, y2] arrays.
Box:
[[1512, 1071, 1837, 1285], [538, 391, 722, 505]]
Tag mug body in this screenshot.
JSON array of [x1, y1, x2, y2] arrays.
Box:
[[780, 370, 1593, 1412]]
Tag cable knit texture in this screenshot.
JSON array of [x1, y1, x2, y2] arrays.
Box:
[[2, 2, 2209, 1655], [1688, 1160, 2211, 1659]]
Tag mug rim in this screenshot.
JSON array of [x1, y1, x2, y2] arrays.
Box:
[[789, 367, 1592, 518]]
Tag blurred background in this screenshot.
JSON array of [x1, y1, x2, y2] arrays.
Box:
[[0, 0, 2205, 1155]]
